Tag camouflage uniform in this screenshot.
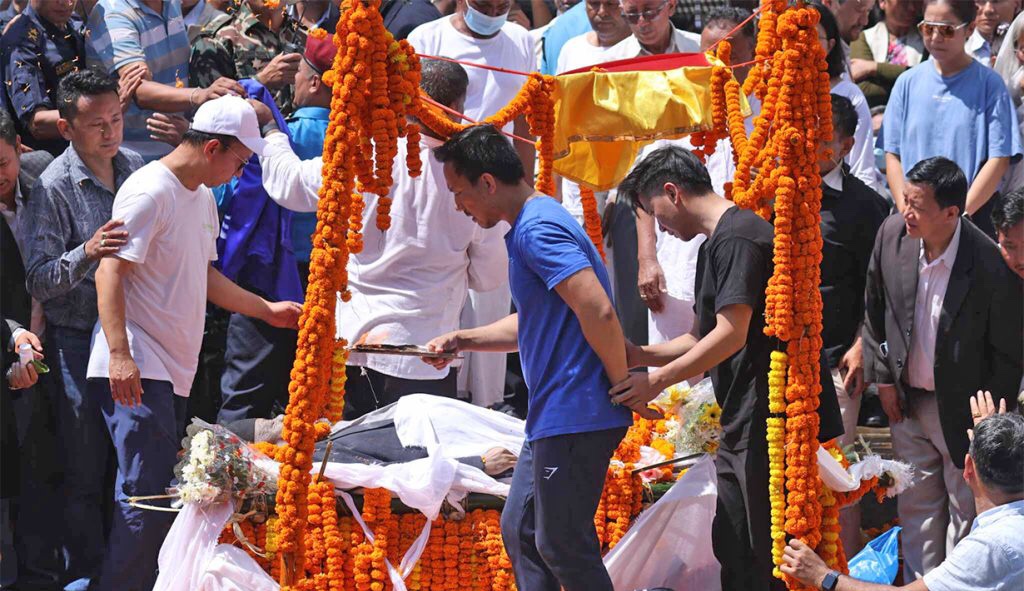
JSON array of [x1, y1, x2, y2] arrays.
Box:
[[188, 3, 303, 115]]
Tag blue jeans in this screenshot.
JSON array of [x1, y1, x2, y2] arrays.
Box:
[[49, 326, 111, 590], [90, 379, 187, 591], [500, 427, 626, 591]]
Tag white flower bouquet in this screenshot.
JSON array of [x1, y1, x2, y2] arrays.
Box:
[[173, 420, 275, 507]]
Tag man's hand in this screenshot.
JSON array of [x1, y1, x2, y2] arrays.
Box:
[[200, 77, 247, 104], [780, 538, 830, 589], [248, 99, 274, 127], [6, 361, 38, 390], [255, 53, 302, 90], [968, 390, 1006, 440], [118, 63, 148, 112], [422, 331, 462, 370], [147, 113, 189, 146], [109, 351, 143, 407], [838, 338, 865, 397], [13, 329, 42, 356], [638, 257, 667, 313], [85, 220, 128, 261], [481, 447, 517, 476], [849, 58, 877, 82], [877, 384, 903, 424], [609, 372, 665, 419], [261, 300, 302, 329]]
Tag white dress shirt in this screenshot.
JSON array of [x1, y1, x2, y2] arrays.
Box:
[[258, 132, 508, 381], [923, 499, 1024, 591], [906, 220, 962, 391]]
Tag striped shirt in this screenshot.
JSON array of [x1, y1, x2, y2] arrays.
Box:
[[86, 0, 189, 161]]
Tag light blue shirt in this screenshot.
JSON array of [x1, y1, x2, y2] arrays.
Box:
[[86, 0, 190, 161], [883, 58, 1022, 185], [923, 500, 1024, 591], [285, 107, 329, 263], [539, 3, 591, 76]]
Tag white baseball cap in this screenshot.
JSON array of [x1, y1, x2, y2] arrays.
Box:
[[190, 95, 268, 156]]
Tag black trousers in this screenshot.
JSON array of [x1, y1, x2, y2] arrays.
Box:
[[341, 366, 457, 420], [217, 311, 297, 423], [501, 427, 627, 591], [713, 436, 785, 591]]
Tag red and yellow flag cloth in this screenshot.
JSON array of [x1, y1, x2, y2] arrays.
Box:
[[553, 52, 749, 191]]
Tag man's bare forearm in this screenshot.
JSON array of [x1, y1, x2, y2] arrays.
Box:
[[95, 259, 130, 355], [457, 314, 519, 353]]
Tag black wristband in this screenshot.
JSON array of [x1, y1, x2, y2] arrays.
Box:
[[261, 120, 279, 136]]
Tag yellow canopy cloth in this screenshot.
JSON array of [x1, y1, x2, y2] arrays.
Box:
[[553, 52, 748, 191]]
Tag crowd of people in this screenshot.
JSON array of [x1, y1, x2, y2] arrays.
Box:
[[0, 0, 1021, 590]]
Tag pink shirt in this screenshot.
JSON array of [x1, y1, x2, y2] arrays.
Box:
[[906, 221, 962, 391]]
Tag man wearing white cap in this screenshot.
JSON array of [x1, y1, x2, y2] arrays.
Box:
[[85, 95, 302, 590]]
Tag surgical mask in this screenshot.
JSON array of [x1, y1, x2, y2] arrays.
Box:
[[464, 3, 508, 36]]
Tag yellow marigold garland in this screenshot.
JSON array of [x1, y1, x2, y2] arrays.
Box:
[[768, 351, 788, 576]]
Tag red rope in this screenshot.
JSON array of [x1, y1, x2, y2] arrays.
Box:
[[416, 53, 534, 77], [419, 95, 536, 146], [730, 56, 771, 69]]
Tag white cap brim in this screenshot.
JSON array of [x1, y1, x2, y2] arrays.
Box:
[[237, 134, 268, 157]]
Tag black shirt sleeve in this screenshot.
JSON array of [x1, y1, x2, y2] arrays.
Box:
[[712, 237, 769, 313]]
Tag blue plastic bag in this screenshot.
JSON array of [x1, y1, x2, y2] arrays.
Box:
[[848, 526, 901, 584]]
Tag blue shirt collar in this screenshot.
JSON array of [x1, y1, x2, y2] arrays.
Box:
[[971, 499, 1024, 533], [65, 145, 134, 192], [290, 106, 331, 121]]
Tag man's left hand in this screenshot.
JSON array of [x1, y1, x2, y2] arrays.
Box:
[[609, 372, 664, 419], [838, 339, 865, 397], [262, 300, 302, 329], [780, 538, 830, 589]]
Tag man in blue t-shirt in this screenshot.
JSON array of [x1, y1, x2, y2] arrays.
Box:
[[426, 125, 656, 591]]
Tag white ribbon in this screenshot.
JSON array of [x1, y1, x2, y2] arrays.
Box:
[[338, 491, 433, 590]]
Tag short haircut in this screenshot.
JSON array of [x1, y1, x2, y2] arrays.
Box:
[[992, 187, 1024, 235], [831, 94, 858, 140], [703, 6, 755, 41], [618, 144, 714, 211], [810, 3, 847, 79], [57, 68, 119, 121], [905, 157, 968, 215], [0, 109, 15, 148], [924, 0, 978, 25], [434, 125, 525, 185], [419, 59, 469, 110], [181, 129, 238, 149], [970, 413, 1024, 495]]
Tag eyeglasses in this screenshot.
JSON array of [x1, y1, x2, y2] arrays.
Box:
[[916, 21, 969, 39], [225, 144, 251, 173], [621, 0, 668, 24]]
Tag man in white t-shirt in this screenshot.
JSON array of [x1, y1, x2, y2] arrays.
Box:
[[553, 0, 632, 225], [86, 96, 301, 591], [408, 0, 535, 408]]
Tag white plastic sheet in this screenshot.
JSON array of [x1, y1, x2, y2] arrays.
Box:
[[154, 501, 235, 591], [197, 545, 278, 591], [604, 455, 722, 591], [393, 394, 525, 459]]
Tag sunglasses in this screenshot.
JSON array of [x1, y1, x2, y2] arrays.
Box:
[[621, 0, 667, 24], [917, 21, 969, 39]]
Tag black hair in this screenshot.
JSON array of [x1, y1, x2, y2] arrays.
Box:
[[56, 68, 120, 121], [810, 3, 847, 78], [905, 156, 968, 214], [181, 129, 238, 149], [420, 59, 469, 110], [992, 187, 1024, 236], [970, 413, 1024, 495], [434, 125, 525, 185], [703, 6, 755, 41], [924, 0, 978, 25], [618, 144, 714, 211], [831, 94, 858, 140], [0, 109, 15, 148]]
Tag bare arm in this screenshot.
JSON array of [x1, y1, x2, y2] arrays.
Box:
[[423, 314, 520, 370], [965, 157, 1010, 216], [130, 71, 245, 114], [512, 115, 536, 181], [554, 268, 629, 385], [886, 153, 905, 211], [782, 538, 928, 591], [635, 208, 666, 312], [95, 257, 143, 406], [629, 332, 699, 368], [206, 266, 301, 329], [27, 109, 61, 141]]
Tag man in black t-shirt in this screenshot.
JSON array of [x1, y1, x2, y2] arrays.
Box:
[[611, 145, 843, 591]]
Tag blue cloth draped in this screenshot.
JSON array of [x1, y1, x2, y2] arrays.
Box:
[[215, 79, 305, 303]]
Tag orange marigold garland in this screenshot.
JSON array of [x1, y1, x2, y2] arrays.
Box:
[[578, 185, 605, 261]]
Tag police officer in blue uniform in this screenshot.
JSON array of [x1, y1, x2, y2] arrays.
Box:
[[1, 0, 85, 156]]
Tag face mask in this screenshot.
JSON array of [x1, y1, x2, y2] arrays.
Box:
[[464, 3, 508, 36]]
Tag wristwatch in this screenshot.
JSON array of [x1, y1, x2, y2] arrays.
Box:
[[821, 570, 841, 591]]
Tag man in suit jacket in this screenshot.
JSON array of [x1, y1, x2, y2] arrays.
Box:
[[862, 156, 1023, 582]]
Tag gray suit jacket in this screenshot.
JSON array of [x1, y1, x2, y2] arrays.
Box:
[[862, 214, 1023, 468]]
